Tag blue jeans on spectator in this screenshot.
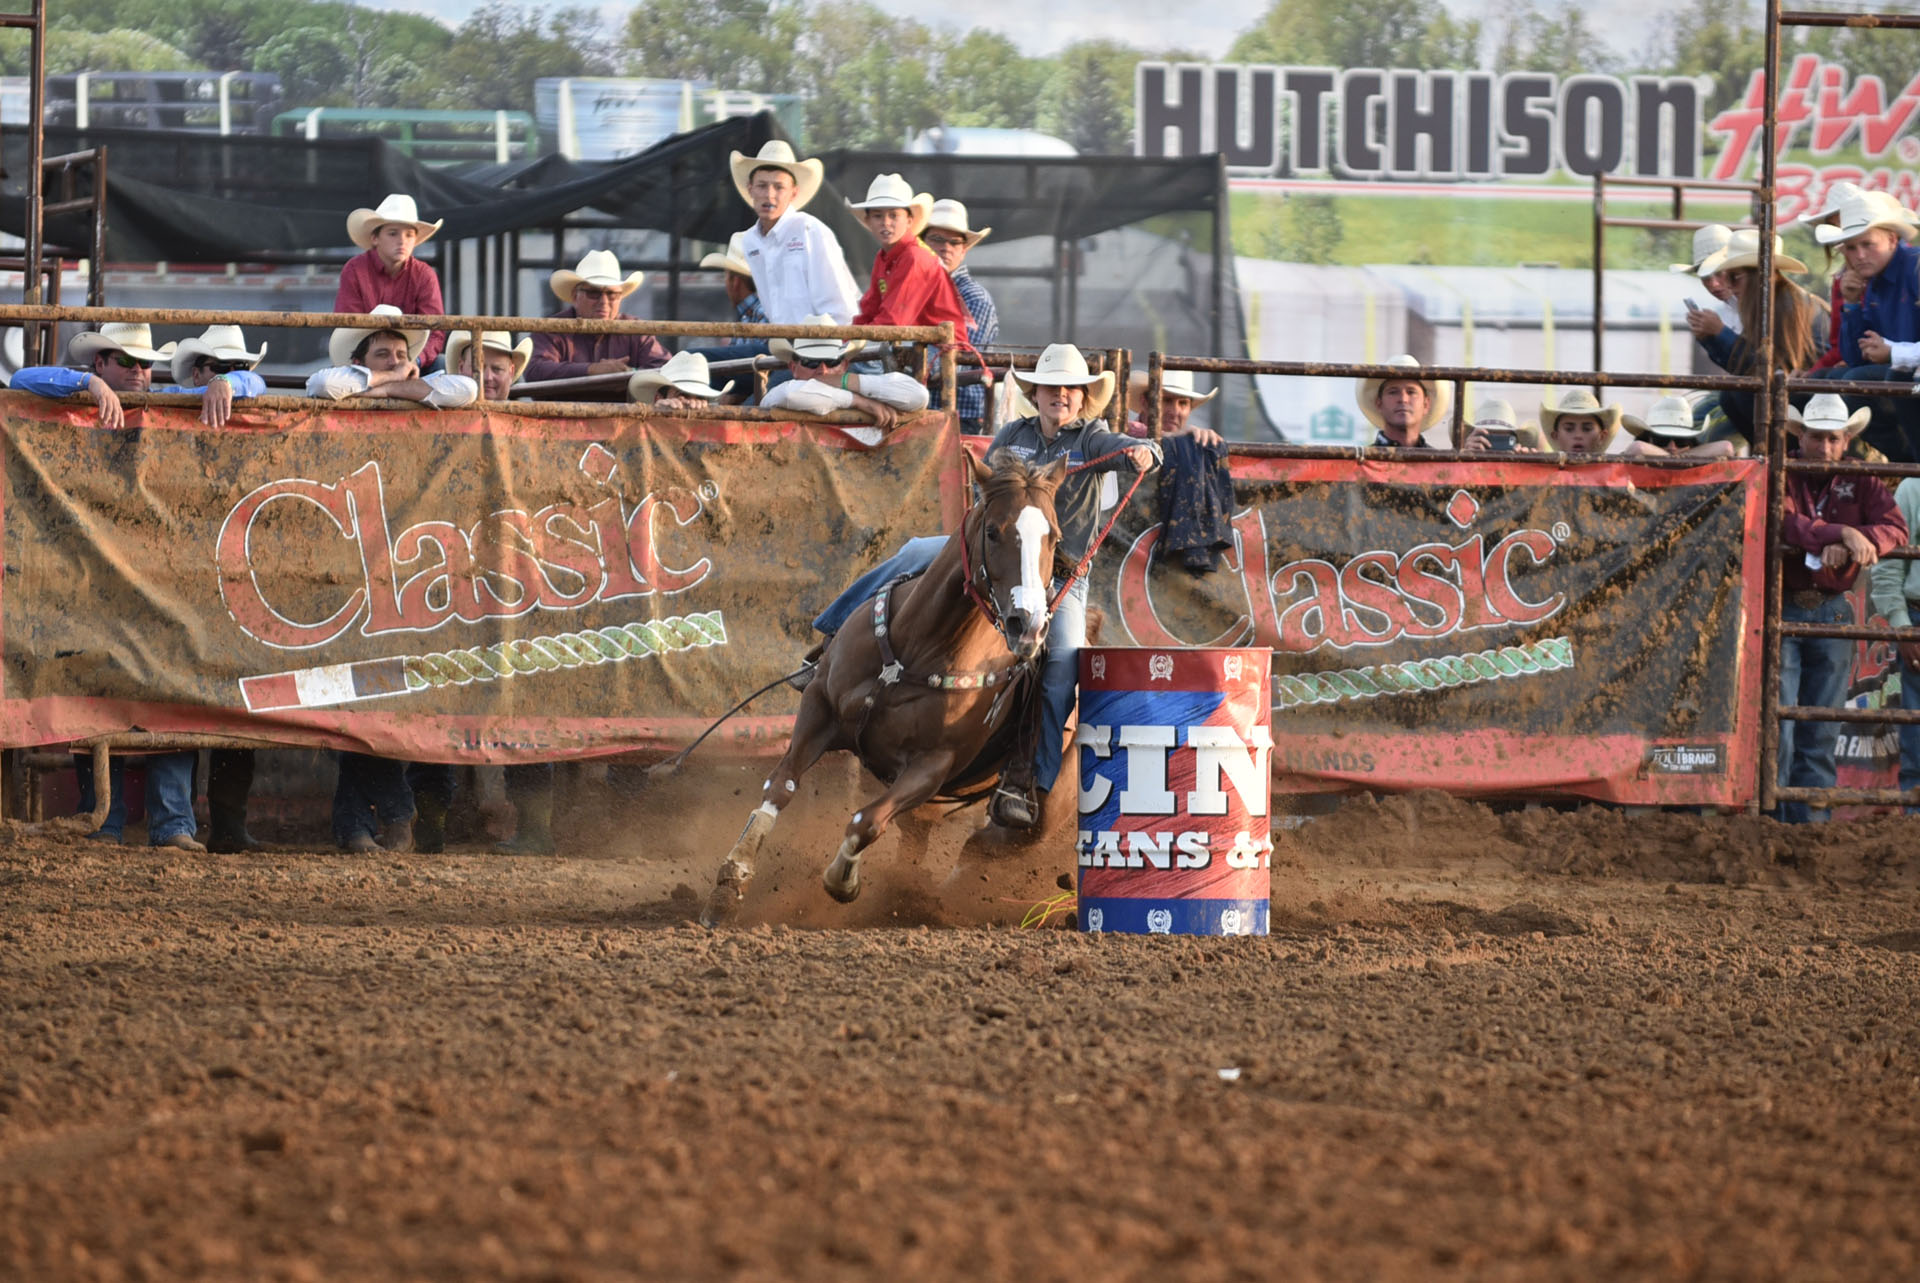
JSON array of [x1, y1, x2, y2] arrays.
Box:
[[78, 751, 197, 845], [1898, 646, 1920, 813], [332, 752, 415, 845], [1777, 595, 1855, 823]]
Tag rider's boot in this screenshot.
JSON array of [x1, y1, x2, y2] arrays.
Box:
[[788, 635, 830, 692], [989, 756, 1039, 830]]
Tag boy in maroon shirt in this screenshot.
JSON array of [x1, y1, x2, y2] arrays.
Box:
[[335, 193, 447, 365]]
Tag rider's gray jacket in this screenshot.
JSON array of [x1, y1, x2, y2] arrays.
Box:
[[985, 416, 1160, 565]]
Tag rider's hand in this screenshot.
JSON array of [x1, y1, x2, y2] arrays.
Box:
[[1126, 444, 1154, 471]]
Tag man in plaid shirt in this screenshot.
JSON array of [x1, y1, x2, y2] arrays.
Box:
[[923, 199, 998, 431]]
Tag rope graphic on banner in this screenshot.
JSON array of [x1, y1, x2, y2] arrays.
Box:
[[237, 612, 728, 712], [1271, 637, 1573, 709]]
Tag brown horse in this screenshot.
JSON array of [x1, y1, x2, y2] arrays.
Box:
[[700, 451, 1067, 926]]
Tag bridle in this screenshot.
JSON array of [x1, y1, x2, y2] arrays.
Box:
[[956, 495, 1051, 655]]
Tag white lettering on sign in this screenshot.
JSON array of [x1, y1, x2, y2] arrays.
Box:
[[1076, 828, 1273, 870], [1077, 722, 1272, 817]]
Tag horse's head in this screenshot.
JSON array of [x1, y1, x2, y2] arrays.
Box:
[[967, 449, 1068, 661]]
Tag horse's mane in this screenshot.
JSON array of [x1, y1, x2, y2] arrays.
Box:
[[980, 450, 1062, 503]]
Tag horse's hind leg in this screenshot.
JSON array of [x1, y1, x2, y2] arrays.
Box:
[[823, 752, 954, 903], [700, 689, 838, 927]]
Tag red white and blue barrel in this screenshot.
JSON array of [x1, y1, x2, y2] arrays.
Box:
[[1075, 647, 1273, 936]]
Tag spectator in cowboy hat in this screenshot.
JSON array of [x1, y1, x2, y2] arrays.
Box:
[[1673, 223, 1742, 336], [160, 324, 268, 429], [306, 304, 477, 408], [1355, 355, 1489, 449], [448, 330, 532, 401], [1803, 189, 1920, 459], [1540, 388, 1626, 454], [10, 321, 167, 430], [335, 192, 449, 366], [1686, 228, 1826, 447], [1468, 398, 1546, 452], [1778, 393, 1909, 823], [525, 249, 670, 384], [732, 139, 860, 325], [629, 351, 737, 410], [1126, 368, 1226, 446], [1623, 395, 1738, 459], [759, 313, 929, 437], [849, 174, 969, 340], [923, 198, 999, 431], [1799, 181, 1865, 372], [680, 232, 772, 368]]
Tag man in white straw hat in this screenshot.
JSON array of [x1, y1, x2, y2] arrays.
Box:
[[703, 231, 769, 342], [526, 249, 669, 384], [335, 192, 448, 365], [159, 324, 268, 429], [1672, 224, 1741, 336], [306, 304, 477, 408], [629, 351, 736, 409], [759, 313, 929, 437], [10, 321, 167, 430], [732, 139, 860, 325], [448, 330, 533, 402], [796, 342, 1157, 828], [1777, 392, 1908, 822], [848, 175, 968, 345], [1355, 355, 1485, 449], [922, 198, 999, 431], [1868, 468, 1920, 811]]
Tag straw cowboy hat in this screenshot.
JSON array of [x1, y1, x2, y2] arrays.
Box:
[[346, 193, 443, 251], [628, 351, 736, 406], [1128, 367, 1219, 406], [1812, 189, 1920, 246], [169, 324, 266, 385], [444, 331, 533, 383], [1355, 355, 1451, 434], [1670, 224, 1733, 274], [1793, 180, 1863, 229], [1012, 343, 1115, 420], [728, 140, 824, 212], [328, 304, 427, 368], [698, 231, 752, 277], [1539, 387, 1625, 438], [769, 313, 879, 365], [1625, 395, 1708, 440], [1788, 392, 1872, 438], [924, 198, 990, 247], [1470, 398, 1545, 450], [68, 322, 166, 365], [848, 174, 934, 237], [550, 249, 645, 305], [1701, 228, 1807, 275]]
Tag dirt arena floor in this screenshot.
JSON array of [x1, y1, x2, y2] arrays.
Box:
[[3, 762, 1919, 1282]]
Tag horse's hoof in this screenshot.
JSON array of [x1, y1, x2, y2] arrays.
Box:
[[700, 860, 751, 926], [823, 871, 862, 904]]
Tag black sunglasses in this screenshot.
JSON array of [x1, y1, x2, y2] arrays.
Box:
[[795, 356, 843, 371], [196, 358, 248, 374], [110, 353, 154, 370]]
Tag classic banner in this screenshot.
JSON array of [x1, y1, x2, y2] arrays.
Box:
[[1086, 454, 1767, 806], [0, 393, 964, 762]]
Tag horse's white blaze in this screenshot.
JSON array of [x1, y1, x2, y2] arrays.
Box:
[[1011, 504, 1052, 618]]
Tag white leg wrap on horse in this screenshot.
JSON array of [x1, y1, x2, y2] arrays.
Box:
[[823, 834, 863, 901], [755, 801, 778, 819]]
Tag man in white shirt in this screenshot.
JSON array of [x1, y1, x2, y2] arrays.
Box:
[[731, 141, 860, 326], [306, 304, 477, 408], [759, 313, 928, 439]]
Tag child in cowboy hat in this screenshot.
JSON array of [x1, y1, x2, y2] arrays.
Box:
[[447, 330, 533, 402], [335, 192, 448, 365], [797, 343, 1158, 829], [1777, 393, 1909, 822], [848, 174, 969, 346], [923, 199, 999, 430], [11, 321, 168, 430], [759, 313, 929, 439], [1539, 388, 1625, 455], [1622, 395, 1736, 459], [628, 351, 737, 409], [306, 304, 477, 408], [526, 249, 670, 385], [731, 139, 860, 325]]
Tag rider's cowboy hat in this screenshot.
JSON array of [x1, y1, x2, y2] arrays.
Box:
[[1788, 392, 1872, 438], [1355, 354, 1451, 434], [1539, 387, 1624, 441], [1701, 228, 1807, 275], [550, 249, 645, 305], [1470, 398, 1546, 450], [346, 193, 443, 251], [628, 351, 736, 406], [698, 232, 752, 277], [169, 324, 266, 385], [444, 330, 533, 384], [924, 198, 990, 247], [69, 322, 167, 365], [1013, 343, 1115, 420], [328, 304, 427, 368], [1812, 189, 1920, 246], [1625, 394, 1708, 440], [729, 140, 825, 213], [1670, 224, 1733, 274], [848, 174, 934, 237], [769, 313, 879, 365]]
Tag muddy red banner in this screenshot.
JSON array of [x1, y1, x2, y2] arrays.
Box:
[[1085, 455, 1767, 806], [0, 393, 963, 761]]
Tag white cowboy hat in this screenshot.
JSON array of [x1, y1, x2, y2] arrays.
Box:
[[1699, 228, 1806, 276], [1012, 343, 1115, 421], [328, 303, 427, 368], [1794, 180, 1863, 228], [444, 331, 533, 384], [729, 140, 825, 213], [1788, 392, 1872, 438], [924, 198, 990, 247], [550, 249, 645, 305], [1812, 189, 1920, 246], [848, 174, 934, 237], [169, 324, 266, 385], [1134, 367, 1218, 405], [698, 231, 752, 277], [1670, 224, 1734, 274], [1539, 387, 1625, 439], [1470, 398, 1545, 449], [628, 351, 736, 406], [346, 193, 443, 251], [1627, 394, 1707, 440], [768, 313, 879, 365], [1355, 355, 1451, 434], [68, 322, 166, 365]]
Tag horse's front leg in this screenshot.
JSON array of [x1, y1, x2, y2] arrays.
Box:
[[823, 750, 955, 903], [700, 686, 838, 927]]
